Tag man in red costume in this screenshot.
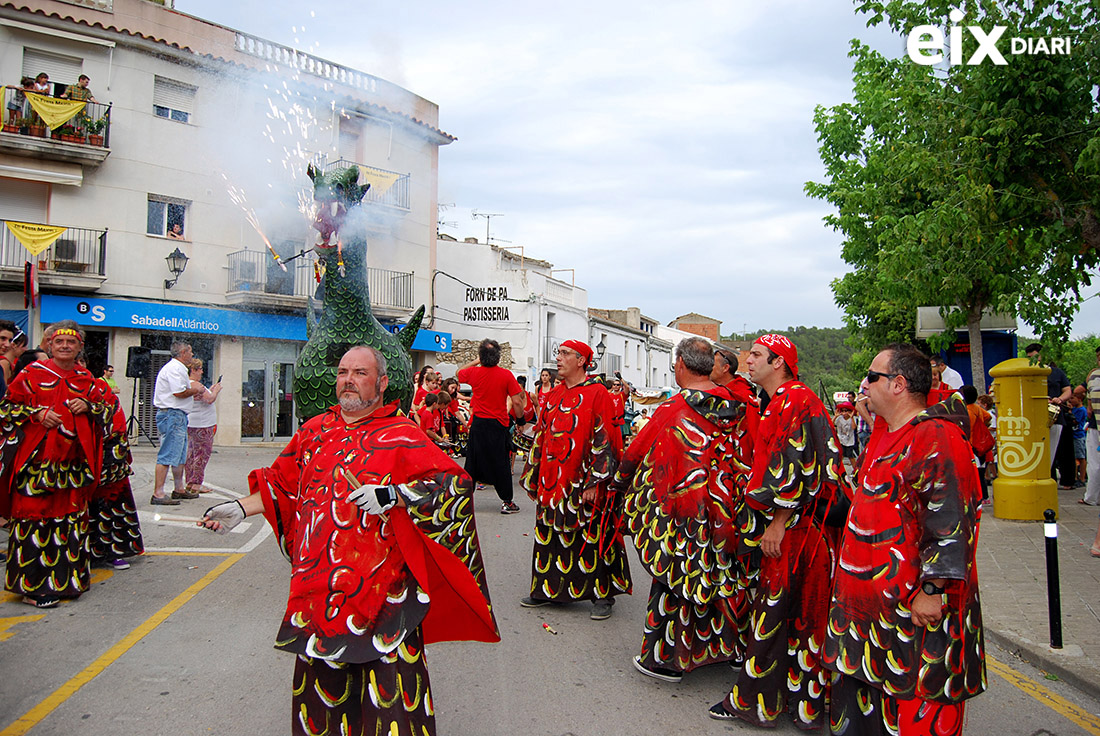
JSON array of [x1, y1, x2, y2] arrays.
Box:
[[0, 320, 108, 608], [825, 344, 985, 735], [615, 337, 756, 683], [201, 345, 497, 736], [710, 333, 848, 729], [520, 338, 632, 620]]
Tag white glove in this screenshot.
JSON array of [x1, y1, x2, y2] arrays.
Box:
[[348, 483, 399, 515], [202, 500, 245, 535]]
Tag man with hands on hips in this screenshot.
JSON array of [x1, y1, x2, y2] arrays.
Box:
[[201, 345, 497, 736]]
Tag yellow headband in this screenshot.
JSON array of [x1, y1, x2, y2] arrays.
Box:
[[51, 328, 83, 341]]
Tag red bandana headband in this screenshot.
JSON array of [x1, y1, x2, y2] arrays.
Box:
[[560, 339, 594, 366], [754, 333, 798, 378], [51, 328, 83, 342]]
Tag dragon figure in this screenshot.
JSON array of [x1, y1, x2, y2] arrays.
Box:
[[293, 164, 424, 420]]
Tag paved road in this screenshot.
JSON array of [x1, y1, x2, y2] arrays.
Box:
[[2, 446, 1099, 735]]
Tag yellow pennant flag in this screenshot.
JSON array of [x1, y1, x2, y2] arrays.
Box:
[[24, 92, 86, 130], [358, 166, 401, 197], [6, 222, 67, 256]]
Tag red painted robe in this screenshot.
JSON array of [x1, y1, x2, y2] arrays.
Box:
[[521, 375, 631, 601], [824, 396, 986, 728], [0, 360, 108, 598], [249, 403, 498, 664], [0, 360, 108, 520], [615, 385, 754, 671], [724, 380, 849, 730]]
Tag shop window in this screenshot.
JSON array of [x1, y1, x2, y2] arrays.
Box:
[[147, 195, 189, 238]]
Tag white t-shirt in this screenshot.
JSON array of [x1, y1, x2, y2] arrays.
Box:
[[154, 359, 192, 411], [188, 390, 218, 428], [940, 365, 964, 390]]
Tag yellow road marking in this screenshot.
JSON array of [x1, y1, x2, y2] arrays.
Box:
[[0, 553, 244, 736], [145, 551, 234, 557], [0, 615, 45, 642], [988, 655, 1100, 735]]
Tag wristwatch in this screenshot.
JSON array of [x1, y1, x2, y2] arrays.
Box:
[[921, 581, 945, 596]]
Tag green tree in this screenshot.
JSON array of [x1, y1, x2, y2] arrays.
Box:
[[807, 1, 1100, 379]]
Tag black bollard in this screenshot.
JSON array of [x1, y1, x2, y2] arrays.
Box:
[[1043, 508, 1063, 649]]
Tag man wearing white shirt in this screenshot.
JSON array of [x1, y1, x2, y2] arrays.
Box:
[[151, 342, 203, 505], [930, 355, 964, 390]]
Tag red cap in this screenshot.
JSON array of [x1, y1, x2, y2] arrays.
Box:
[[754, 334, 798, 379], [560, 339, 594, 367]]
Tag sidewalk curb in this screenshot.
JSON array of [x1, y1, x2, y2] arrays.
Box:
[[985, 626, 1100, 702]]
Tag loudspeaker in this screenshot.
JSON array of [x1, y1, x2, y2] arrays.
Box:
[[126, 346, 152, 379]]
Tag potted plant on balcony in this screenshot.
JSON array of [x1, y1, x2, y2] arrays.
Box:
[[85, 115, 107, 147], [26, 117, 45, 137], [54, 123, 83, 143], [2, 117, 20, 134]]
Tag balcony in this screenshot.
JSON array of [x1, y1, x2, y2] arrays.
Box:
[[0, 220, 107, 291], [0, 89, 111, 167], [322, 159, 410, 211], [225, 249, 416, 318]]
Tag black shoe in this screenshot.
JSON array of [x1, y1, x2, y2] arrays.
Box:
[[590, 600, 613, 620], [520, 596, 553, 608], [501, 501, 520, 514], [708, 702, 738, 721], [24, 595, 59, 609], [632, 655, 681, 683]]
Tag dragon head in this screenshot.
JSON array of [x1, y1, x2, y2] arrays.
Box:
[[307, 164, 370, 249]]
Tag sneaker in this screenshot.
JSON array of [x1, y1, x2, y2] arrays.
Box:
[[632, 655, 682, 683], [501, 501, 520, 514], [171, 489, 200, 500], [109, 558, 131, 570], [590, 600, 613, 620], [150, 494, 181, 506], [708, 702, 738, 721], [520, 596, 554, 608]]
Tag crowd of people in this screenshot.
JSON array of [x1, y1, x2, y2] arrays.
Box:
[[189, 333, 988, 736]]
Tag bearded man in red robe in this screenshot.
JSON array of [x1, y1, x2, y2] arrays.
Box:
[[614, 337, 756, 683], [825, 344, 985, 735], [201, 345, 497, 736], [710, 333, 849, 729], [520, 338, 631, 621], [0, 320, 109, 609]]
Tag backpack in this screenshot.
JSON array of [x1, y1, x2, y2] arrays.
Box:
[[971, 417, 994, 457]]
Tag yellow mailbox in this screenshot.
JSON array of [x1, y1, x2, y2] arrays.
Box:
[[988, 358, 1058, 521]]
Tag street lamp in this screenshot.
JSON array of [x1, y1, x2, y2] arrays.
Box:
[[595, 338, 606, 367], [164, 247, 189, 289]]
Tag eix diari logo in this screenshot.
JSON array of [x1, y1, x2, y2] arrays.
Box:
[[907, 8, 1073, 66]]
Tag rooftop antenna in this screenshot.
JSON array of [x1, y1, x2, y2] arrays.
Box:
[[472, 209, 503, 245]]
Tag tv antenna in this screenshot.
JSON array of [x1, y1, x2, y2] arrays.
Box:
[[472, 210, 503, 245]]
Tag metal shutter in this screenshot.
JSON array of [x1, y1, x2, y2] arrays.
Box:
[[0, 178, 48, 223], [22, 47, 83, 86], [153, 76, 196, 113]]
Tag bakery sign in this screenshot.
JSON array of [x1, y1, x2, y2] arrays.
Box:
[[463, 285, 510, 322]]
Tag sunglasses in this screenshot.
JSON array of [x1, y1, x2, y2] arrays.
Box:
[[866, 369, 898, 383]]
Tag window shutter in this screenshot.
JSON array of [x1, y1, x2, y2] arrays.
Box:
[[153, 77, 196, 113], [0, 178, 48, 223], [22, 47, 83, 86]]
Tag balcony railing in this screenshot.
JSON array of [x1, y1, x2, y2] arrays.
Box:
[[235, 32, 383, 94], [323, 159, 411, 211], [227, 250, 415, 310], [2, 88, 112, 149], [0, 220, 107, 275]]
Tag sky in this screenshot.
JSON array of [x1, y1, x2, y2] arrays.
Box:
[[174, 0, 1100, 339]]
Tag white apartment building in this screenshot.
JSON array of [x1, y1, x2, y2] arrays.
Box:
[[431, 235, 588, 385], [0, 0, 451, 443]]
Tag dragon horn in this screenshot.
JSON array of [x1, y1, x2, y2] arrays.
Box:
[[396, 305, 426, 352]]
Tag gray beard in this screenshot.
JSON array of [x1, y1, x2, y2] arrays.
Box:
[[339, 394, 376, 412]]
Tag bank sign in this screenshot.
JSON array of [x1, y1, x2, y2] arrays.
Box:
[[40, 295, 452, 351]]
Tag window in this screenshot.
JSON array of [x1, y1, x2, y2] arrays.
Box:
[[22, 48, 83, 97], [147, 195, 189, 238], [153, 76, 195, 123]]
